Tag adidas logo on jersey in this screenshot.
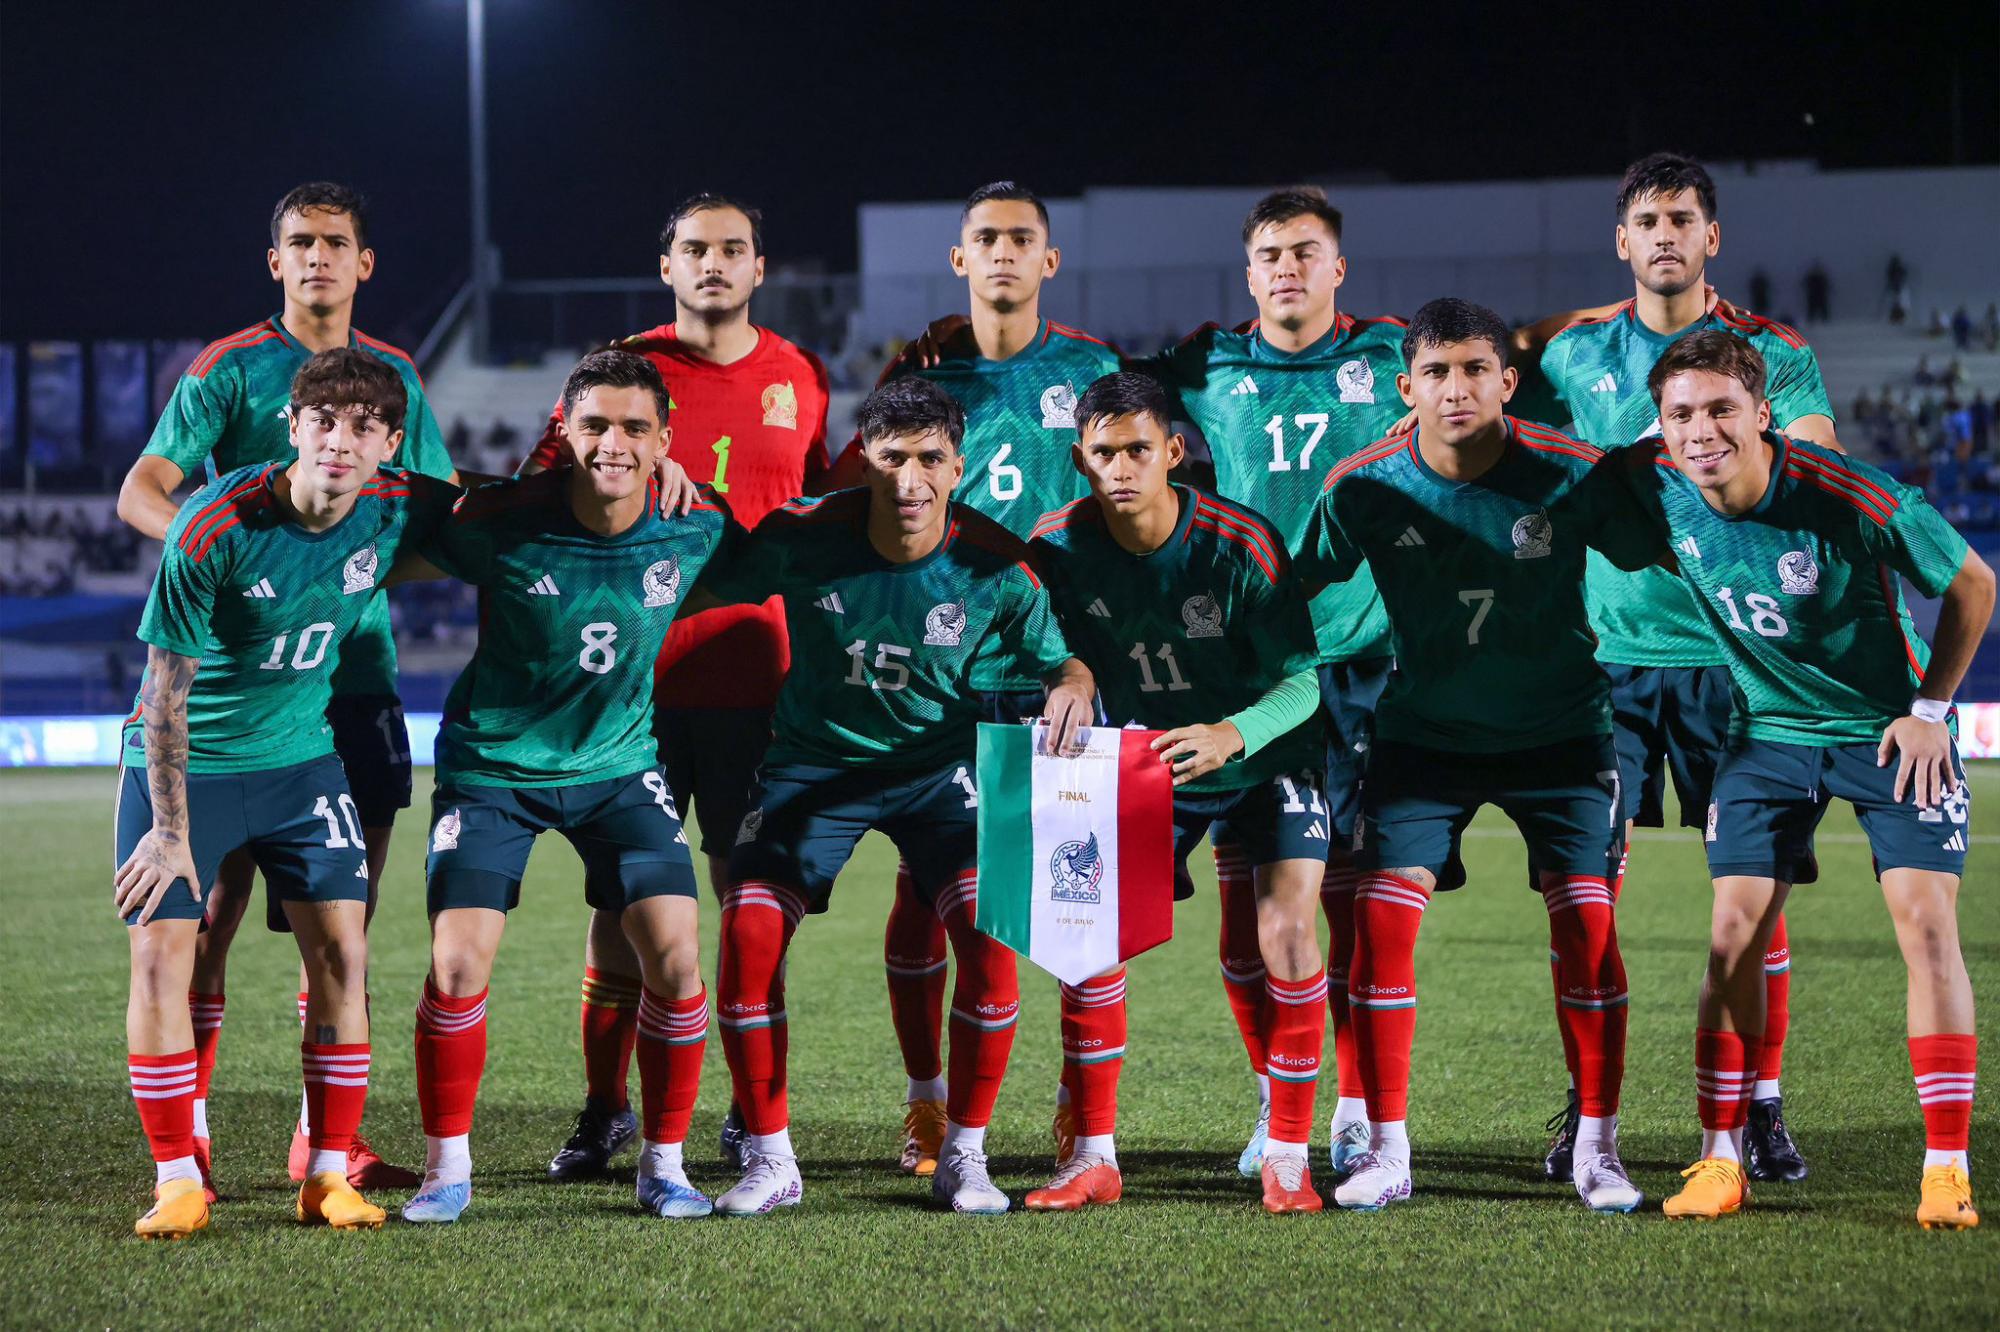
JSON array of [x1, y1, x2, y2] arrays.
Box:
[[526, 575, 561, 596], [1228, 375, 1260, 396], [815, 592, 845, 613], [1589, 373, 1618, 394], [1086, 598, 1111, 618], [1394, 527, 1425, 548], [1305, 819, 1327, 841], [1943, 830, 1965, 852], [1677, 535, 1702, 559], [242, 577, 276, 599]]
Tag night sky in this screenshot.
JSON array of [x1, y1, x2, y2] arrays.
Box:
[[5, 1, 1996, 346]]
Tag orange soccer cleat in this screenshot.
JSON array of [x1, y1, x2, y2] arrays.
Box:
[[1024, 1155, 1122, 1211], [1663, 1158, 1749, 1220], [135, 1178, 210, 1241], [1260, 1152, 1323, 1214], [296, 1171, 386, 1230], [1917, 1165, 1979, 1231], [899, 1099, 947, 1177]]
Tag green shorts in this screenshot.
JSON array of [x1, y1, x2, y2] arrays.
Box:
[[657, 705, 772, 859], [1605, 664, 1732, 829]]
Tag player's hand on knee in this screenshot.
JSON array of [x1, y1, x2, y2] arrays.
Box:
[[1878, 715, 1951, 808], [114, 830, 201, 924], [1152, 722, 1244, 786]]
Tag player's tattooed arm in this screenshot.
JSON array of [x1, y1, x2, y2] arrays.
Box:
[[114, 647, 203, 923], [1880, 549, 1996, 807]]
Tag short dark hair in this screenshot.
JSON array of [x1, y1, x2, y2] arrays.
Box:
[[561, 349, 672, 424], [855, 376, 966, 453], [1646, 329, 1767, 405], [659, 192, 764, 257], [290, 348, 406, 433], [1402, 297, 1511, 367], [271, 181, 369, 250], [1616, 152, 1718, 222], [1075, 371, 1172, 436], [1241, 185, 1343, 248], [961, 180, 1050, 234]]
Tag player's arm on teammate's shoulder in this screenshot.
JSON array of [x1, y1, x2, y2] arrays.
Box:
[[117, 455, 191, 541], [1781, 413, 1842, 453], [122, 359, 237, 539], [1576, 445, 1673, 572], [1292, 485, 1363, 597], [114, 646, 202, 924]]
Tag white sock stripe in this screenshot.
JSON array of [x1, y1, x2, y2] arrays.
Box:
[[716, 1008, 786, 1031], [128, 1058, 197, 1076], [1266, 978, 1331, 1005], [1917, 1091, 1977, 1104], [1063, 1043, 1127, 1062], [301, 1056, 372, 1072], [725, 882, 806, 922], [950, 1006, 1018, 1030], [1914, 1070, 1978, 1088], [130, 1084, 198, 1099], [129, 1072, 198, 1090], [304, 1075, 372, 1087], [884, 959, 948, 977], [1358, 880, 1430, 913], [1220, 961, 1267, 984], [417, 999, 488, 1032]]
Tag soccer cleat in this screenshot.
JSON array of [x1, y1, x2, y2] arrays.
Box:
[[1333, 1151, 1412, 1211], [402, 1180, 471, 1224], [1916, 1165, 1979, 1230], [548, 1099, 639, 1180], [1663, 1158, 1749, 1220], [637, 1171, 714, 1220], [1052, 1102, 1078, 1169], [715, 1147, 803, 1216], [1330, 1117, 1371, 1178], [1743, 1098, 1809, 1182], [345, 1135, 421, 1190], [932, 1143, 1010, 1214], [1573, 1151, 1644, 1213], [296, 1170, 386, 1229], [192, 1135, 218, 1204], [134, 1178, 209, 1241], [899, 1099, 947, 1177], [1541, 1092, 1579, 1181], [1260, 1150, 1323, 1214], [1024, 1154, 1122, 1211], [1236, 1101, 1270, 1178], [718, 1103, 746, 1171]]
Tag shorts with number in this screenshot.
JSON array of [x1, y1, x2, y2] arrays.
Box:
[[1704, 736, 1971, 882], [728, 760, 980, 912], [116, 753, 367, 925], [1605, 664, 1731, 829], [1356, 735, 1625, 892], [425, 766, 698, 913], [657, 706, 772, 858], [1319, 655, 1392, 841], [1176, 772, 1331, 900], [327, 692, 414, 828]]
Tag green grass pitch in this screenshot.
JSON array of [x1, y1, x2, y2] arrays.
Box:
[[1, 764, 1994, 1328]]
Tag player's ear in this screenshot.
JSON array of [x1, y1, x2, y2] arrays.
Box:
[[1396, 372, 1416, 408], [752, 254, 766, 289], [1070, 441, 1088, 477], [268, 247, 283, 283], [1166, 431, 1187, 469], [658, 253, 673, 287], [1043, 245, 1061, 278], [383, 427, 404, 460], [1330, 253, 1347, 291], [1614, 223, 1631, 262], [659, 423, 673, 456], [1499, 364, 1519, 403], [1704, 220, 1721, 258], [1756, 397, 1773, 431], [355, 247, 376, 283], [949, 244, 968, 277]]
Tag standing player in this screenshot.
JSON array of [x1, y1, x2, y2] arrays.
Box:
[[516, 194, 831, 1181], [1296, 300, 1659, 1215], [1511, 154, 1838, 1182], [114, 350, 454, 1239], [695, 377, 1094, 1216], [1027, 373, 1332, 1214], [1613, 333, 1991, 1229], [114, 182, 455, 1194]]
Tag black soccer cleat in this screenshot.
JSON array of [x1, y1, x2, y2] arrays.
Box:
[[548, 1098, 638, 1180], [1542, 1091, 1580, 1182], [718, 1102, 748, 1172], [1744, 1097, 1809, 1182]]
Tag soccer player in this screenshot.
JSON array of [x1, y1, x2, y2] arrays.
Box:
[[1511, 154, 1838, 1182], [1614, 332, 1991, 1228], [1026, 372, 1332, 1214], [114, 182, 455, 1195], [391, 351, 721, 1224], [696, 376, 1094, 1216], [1296, 299, 1659, 1215], [1143, 186, 1408, 1177], [115, 350, 454, 1239], [516, 194, 832, 1182]]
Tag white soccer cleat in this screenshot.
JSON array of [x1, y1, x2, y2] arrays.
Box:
[[714, 1147, 802, 1217], [931, 1143, 1010, 1214], [1574, 1150, 1644, 1214], [1333, 1150, 1412, 1211], [1237, 1101, 1271, 1178]]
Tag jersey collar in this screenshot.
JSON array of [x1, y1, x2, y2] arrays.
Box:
[[1248, 311, 1356, 363], [268, 313, 364, 354]]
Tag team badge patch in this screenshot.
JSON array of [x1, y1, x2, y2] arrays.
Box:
[[432, 809, 462, 853], [1704, 802, 1718, 843], [1336, 358, 1376, 404], [924, 601, 968, 646], [1511, 510, 1553, 560], [642, 557, 682, 607], [735, 808, 764, 846], [1777, 549, 1820, 595], [1040, 383, 1078, 429], [762, 381, 799, 430], [342, 543, 379, 594], [1181, 594, 1223, 638], [1049, 833, 1104, 904]]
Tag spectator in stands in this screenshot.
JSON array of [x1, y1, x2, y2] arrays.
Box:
[[1945, 356, 1968, 389], [1971, 391, 1993, 458], [1749, 268, 1772, 313], [1952, 305, 1973, 351], [448, 418, 474, 462], [1803, 261, 1830, 321], [1982, 304, 2000, 352], [1916, 353, 1937, 387], [1885, 254, 1909, 320], [1929, 307, 1950, 338]]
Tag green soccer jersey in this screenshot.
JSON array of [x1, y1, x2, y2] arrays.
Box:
[[126, 464, 457, 773], [143, 315, 455, 698], [1030, 486, 1322, 793], [1297, 419, 1660, 753], [1146, 314, 1408, 664], [697, 489, 1075, 770], [1612, 433, 1969, 746], [1515, 297, 1835, 668], [423, 474, 735, 787]]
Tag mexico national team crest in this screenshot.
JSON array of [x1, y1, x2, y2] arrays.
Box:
[[1336, 358, 1376, 404], [432, 809, 461, 852], [642, 557, 682, 607], [1511, 510, 1553, 560], [1048, 832, 1105, 904], [762, 380, 799, 430], [1777, 549, 1820, 595], [1181, 594, 1223, 638], [924, 601, 968, 646], [1040, 383, 1078, 429], [342, 543, 379, 594], [735, 808, 765, 846]]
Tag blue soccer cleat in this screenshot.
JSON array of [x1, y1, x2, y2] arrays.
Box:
[[1330, 1117, 1372, 1178], [1237, 1102, 1270, 1179], [402, 1180, 471, 1224], [637, 1172, 714, 1220]]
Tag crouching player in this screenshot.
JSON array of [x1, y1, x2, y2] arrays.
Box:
[[115, 349, 455, 1238], [1027, 373, 1332, 1213], [387, 351, 720, 1223], [1622, 332, 1994, 1228]]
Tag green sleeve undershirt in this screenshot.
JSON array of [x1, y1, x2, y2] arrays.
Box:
[[1223, 668, 1320, 762]]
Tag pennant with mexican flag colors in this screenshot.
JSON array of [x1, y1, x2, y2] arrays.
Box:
[[974, 722, 1176, 985]]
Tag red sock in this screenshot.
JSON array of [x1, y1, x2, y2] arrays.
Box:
[[1910, 1033, 1977, 1153], [1322, 866, 1362, 1101], [189, 991, 224, 1103], [884, 861, 948, 1083], [1059, 969, 1126, 1136], [1215, 844, 1269, 1078], [937, 872, 1018, 1129], [1265, 970, 1329, 1143], [297, 990, 308, 1027], [636, 987, 708, 1146], [1695, 1027, 1759, 1131], [1759, 914, 1790, 1087], [1609, 847, 1629, 902], [579, 965, 641, 1110], [1350, 873, 1428, 1123], [717, 882, 802, 1135], [302, 1042, 370, 1154], [1542, 872, 1627, 1117], [129, 1049, 197, 1162], [414, 981, 488, 1138]]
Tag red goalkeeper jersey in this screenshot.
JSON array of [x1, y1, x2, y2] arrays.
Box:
[[525, 324, 831, 708]]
